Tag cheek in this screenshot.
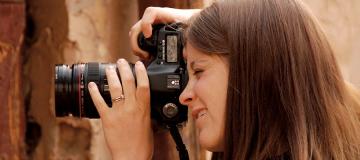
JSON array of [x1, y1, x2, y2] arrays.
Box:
[[195, 77, 227, 151], [194, 76, 227, 118], [193, 78, 213, 102], [195, 74, 228, 101]]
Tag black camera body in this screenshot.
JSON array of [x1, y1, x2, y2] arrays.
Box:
[[55, 23, 188, 126]]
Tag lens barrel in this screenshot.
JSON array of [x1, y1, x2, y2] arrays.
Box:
[[55, 63, 117, 118]]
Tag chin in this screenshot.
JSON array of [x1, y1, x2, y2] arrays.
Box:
[[198, 132, 224, 152]]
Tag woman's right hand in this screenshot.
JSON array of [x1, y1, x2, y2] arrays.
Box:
[[129, 7, 200, 60]]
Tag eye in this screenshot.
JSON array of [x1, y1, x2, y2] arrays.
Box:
[[194, 70, 203, 74], [193, 69, 204, 77]]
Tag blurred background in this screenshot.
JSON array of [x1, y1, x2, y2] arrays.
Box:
[[0, 0, 359, 160]]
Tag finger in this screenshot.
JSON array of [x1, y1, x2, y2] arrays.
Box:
[[88, 82, 108, 116], [129, 21, 150, 60], [141, 7, 176, 36], [135, 61, 150, 110], [141, 7, 156, 38], [105, 65, 123, 102], [117, 59, 136, 102]]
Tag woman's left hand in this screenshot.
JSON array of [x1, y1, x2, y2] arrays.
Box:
[[88, 59, 153, 160]]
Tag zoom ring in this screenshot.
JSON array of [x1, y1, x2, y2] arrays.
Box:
[[86, 62, 100, 84], [84, 62, 101, 117]]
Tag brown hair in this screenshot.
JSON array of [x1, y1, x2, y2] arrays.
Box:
[[186, 0, 360, 159]]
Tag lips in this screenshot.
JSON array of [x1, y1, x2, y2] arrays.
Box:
[[198, 110, 207, 118], [191, 107, 207, 119]]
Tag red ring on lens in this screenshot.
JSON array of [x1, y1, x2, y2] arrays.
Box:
[[78, 66, 81, 118]]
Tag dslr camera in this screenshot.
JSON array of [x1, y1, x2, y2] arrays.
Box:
[[55, 23, 188, 126]]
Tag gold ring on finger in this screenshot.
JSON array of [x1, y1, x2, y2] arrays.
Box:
[[111, 94, 125, 103]]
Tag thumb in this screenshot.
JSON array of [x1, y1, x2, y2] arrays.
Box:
[[143, 24, 153, 38]]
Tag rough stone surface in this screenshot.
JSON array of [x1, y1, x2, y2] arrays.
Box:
[[25, 0, 206, 159], [0, 2, 26, 160], [302, 0, 360, 87], [25, 0, 143, 160], [24, 0, 70, 158]]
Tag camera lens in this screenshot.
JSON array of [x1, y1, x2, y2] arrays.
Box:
[[55, 63, 117, 118]]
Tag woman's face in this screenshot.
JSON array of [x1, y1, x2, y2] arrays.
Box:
[[179, 43, 229, 151]]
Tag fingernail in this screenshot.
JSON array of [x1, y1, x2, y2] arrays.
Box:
[[106, 65, 114, 71], [144, 32, 151, 38], [88, 82, 95, 89], [135, 61, 143, 66], [117, 58, 125, 64]]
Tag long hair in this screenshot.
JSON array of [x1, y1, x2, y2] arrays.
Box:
[[186, 0, 360, 159]]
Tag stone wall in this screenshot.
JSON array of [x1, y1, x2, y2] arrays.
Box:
[[24, 0, 138, 159], [206, 0, 360, 87], [24, 0, 203, 160], [302, 0, 360, 88], [0, 1, 25, 160]]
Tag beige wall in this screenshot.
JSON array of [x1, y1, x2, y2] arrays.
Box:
[[302, 0, 360, 88], [25, 0, 203, 159], [25, 0, 138, 159], [205, 0, 360, 87]]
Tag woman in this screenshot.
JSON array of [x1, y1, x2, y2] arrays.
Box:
[[88, 0, 360, 159]]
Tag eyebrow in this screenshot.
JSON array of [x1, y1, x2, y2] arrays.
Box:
[[190, 59, 208, 69]]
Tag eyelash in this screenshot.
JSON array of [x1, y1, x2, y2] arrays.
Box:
[[193, 69, 203, 76]]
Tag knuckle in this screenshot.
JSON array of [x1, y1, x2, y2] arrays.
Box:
[[137, 84, 150, 91], [123, 76, 135, 84], [144, 7, 154, 14], [133, 52, 142, 58], [130, 29, 136, 36], [112, 84, 122, 91], [140, 20, 148, 29], [130, 22, 139, 32]]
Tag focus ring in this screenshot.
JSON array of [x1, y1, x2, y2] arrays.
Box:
[[84, 62, 101, 117], [86, 62, 100, 84]]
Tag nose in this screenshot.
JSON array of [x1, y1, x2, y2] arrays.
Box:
[[179, 81, 195, 107]]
